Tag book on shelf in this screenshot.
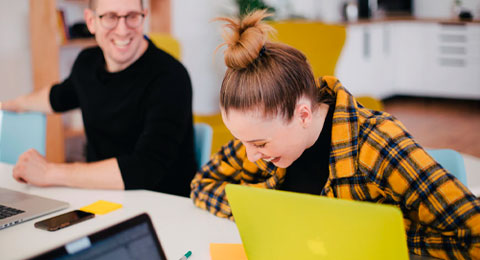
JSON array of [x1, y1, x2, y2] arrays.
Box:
[[56, 9, 70, 44]]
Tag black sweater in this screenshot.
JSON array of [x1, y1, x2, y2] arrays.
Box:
[[50, 39, 196, 197], [281, 105, 334, 195]]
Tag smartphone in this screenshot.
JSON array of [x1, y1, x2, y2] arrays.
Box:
[[34, 210, 94, 231]]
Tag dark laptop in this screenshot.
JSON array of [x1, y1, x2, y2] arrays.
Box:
[[30, 213, 167, 260]]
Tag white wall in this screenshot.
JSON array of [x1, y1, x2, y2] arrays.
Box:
[[172, 0, 237, 115], [265, 0, 348, 22], [0, 0, 33, 101]]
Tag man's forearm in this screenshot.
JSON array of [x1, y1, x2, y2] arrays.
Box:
[[49, 158, 125, 190], [1, 86, 54, 113]]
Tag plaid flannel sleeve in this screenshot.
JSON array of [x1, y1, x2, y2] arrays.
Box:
[[360, 117, 480, 259], [190, 139, 265, 220]]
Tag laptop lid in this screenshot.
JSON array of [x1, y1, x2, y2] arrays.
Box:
[[225, 184, 409, 260], [0, 187, 69, 229], [30, 213, 167, 260]]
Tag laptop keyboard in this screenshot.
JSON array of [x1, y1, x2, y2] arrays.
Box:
[[0, 205, 25, 219]]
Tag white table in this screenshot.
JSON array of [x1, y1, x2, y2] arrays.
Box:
[[1, 161, 476, 260], [0, 163, 241, 260]]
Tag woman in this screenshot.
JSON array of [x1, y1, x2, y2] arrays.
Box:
[[191, 10, 480, 259]]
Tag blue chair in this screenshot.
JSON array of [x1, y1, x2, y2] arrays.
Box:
[[0, 111, 46, 164], [194, 123, 213, 170], [427, 149, 468, 186]]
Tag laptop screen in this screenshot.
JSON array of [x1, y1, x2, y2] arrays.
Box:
[[30, 213, 167, 260]]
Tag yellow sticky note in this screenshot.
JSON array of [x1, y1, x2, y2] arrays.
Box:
[[210, 243, 247, 260], [80, 200, 122, 215]]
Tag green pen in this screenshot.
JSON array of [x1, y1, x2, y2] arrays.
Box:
[[179, 251, 192, 260]]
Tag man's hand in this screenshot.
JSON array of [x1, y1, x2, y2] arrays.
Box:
[[12, 150, 124, 190], [12, 149, 53, 187], [0, 99, 27, 113], [0, 86, 54, 114]]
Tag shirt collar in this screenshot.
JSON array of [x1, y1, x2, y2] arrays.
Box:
[[320, 76, 360, 179]]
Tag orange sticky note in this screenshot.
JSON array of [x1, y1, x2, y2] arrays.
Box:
[[80, 200, 122, 215], [210, 243, 247, 260]]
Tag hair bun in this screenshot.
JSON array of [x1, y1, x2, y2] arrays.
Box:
[[215, 9, 274, 69]]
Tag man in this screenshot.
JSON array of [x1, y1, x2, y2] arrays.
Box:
[[0, 0, 196, 197]]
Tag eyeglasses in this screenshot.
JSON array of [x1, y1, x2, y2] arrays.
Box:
[[97, 11, 145, 29]]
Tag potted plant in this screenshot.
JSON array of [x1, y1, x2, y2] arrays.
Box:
[[235, 0, 275, 16]]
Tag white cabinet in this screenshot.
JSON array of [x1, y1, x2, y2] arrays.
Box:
[[336, 23, 395, 98], [422, 23, 480, 99], [336, 21, 480, 100], [389, 22, 428, 95]]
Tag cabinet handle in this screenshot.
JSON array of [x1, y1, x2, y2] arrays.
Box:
[[438, 58, 465, 67], [439, 46, 466, 55], [383, 26, 389, 55], [363, 28, 370, 59], [439, 34, 467, 43]]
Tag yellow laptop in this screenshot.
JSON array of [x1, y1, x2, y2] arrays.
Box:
[[225, 184, 409, 260]]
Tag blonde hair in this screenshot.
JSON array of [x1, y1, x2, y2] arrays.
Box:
[[216, 10, 333, 121]]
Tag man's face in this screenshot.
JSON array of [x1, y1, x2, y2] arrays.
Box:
[[85, 0, 147, 72]]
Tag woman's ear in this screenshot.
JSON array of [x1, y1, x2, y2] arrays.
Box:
[[295, 101, 313, 128]]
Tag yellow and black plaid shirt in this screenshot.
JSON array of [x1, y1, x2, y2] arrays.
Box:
[[191, 76, 480, 259]]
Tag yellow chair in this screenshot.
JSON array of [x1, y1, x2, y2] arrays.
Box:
[[267, 23, 384, 112], [356, 96, 384, 111], [194, 114, 234, 156], [149, 33, 181, 60], [269, 21, 346, 77]]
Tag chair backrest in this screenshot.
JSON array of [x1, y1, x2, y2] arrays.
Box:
[[0, 111, 46, 164], [194, 113, 234, 156], [269, 21, 346, 77], [149, 33, 181, 60], [194, 123, 213, 169], [356, 96, 384, 111], [426, 149, 468, 186]]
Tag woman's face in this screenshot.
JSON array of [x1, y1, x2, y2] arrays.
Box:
[[222, 105, 312, 168]]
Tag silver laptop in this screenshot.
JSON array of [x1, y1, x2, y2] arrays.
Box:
[[0, 187, 69, 229]]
